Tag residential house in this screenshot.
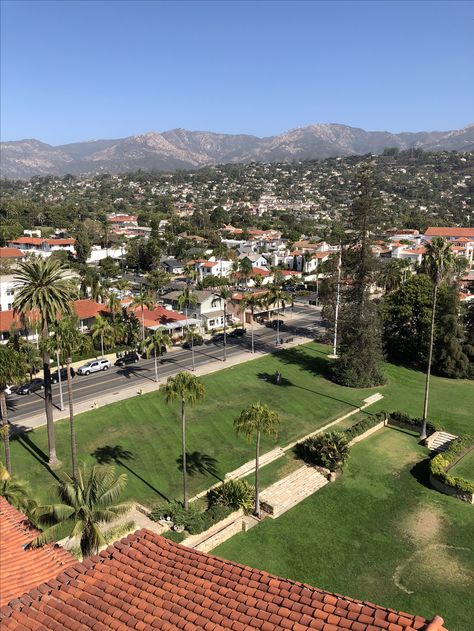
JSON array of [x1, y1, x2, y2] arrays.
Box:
[[163, 289, 228, 331], [7, 236, 76, 258], [160, 257, 185, 275], [189, 257, 233, 280], [0, 247, 24, 262], [238, 252, 269, 269]]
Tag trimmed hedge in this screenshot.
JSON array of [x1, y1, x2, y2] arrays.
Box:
[[343, 413, 385, 441], [386, 410, 441, 435], [430, 436, 474, 495]]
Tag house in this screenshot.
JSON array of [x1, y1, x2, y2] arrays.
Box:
[[424, 226, 474, 241], [0, 275, 17, 312], [238, 252, 269, 269], [160, 257, 185, 275], [106, 213, 138, 227], [7, 236, 76, 258], [189, 257, 233, 280], [126, 304, 190, 337], [0, 527, 446, 631], [163, 289, 228, 331], [0, 497, 75, 607], [0, 247, 24, 261]]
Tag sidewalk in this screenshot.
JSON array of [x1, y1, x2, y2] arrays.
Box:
[[17, 333, 309, 431]]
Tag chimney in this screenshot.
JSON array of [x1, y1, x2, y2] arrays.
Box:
[[425, 616, 445, 631]]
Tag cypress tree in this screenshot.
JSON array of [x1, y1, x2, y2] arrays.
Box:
[[433, 285, 470, 379]]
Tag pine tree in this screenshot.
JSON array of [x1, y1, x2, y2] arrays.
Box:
[[333, 165, 385, 388], [433, 285, 470, 379]]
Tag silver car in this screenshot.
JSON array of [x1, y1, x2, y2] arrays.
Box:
[[77, 359, 111, 376]]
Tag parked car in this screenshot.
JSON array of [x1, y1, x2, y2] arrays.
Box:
[[230, 328, 246, 337], [17, 379, 44, 395], [51, 367, 75, 383], [211, 333, 225, 343], [182, 335, 204, 349], [115, 352, 140, 367], [77, 359, 111, 375], [140, 346, 168, 359], [4, 384, 18, 396], [271, 319, 285, 330]]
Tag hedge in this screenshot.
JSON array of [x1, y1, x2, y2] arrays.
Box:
[[343, 413, 385, 441], [386, 410, 441, 435], [430, 435, 474, 495]]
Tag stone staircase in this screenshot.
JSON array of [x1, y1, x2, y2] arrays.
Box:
[[260, 464, 328, 518], [225, 447, 285, 480], [425, 431, 458, 453]]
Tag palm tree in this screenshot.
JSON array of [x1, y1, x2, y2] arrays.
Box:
[[29, 463, 132, 558], [378, 260, 411, 293], [420, 237, 454, 440], [178, 287, 199, 371], [0, 463, 35, 513], [51, 317, 83, 483], [142, 329, 172, 382], [91, 315, 115, 357], [212, 287, 232, 361], [234, 403, 279, 518], [238, 258, 253, 288], [106, 291, 122, 315], [114, 278, 130, 294], [131, 286, 155, 341], [267, 284, 288, 344], [242, 293, 263, 353], [78, 265, 102, 301], [13, 258, 75, 467], [163, 372, 205, 510], [0, 347, 27, 474]]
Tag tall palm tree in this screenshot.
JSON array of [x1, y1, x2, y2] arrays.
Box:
[[142, 329, 172, 382], [163, 372, 205, 510], [78, 265, 102, 301], [91, 315, 115, 357], [238, 258, 253, 288], [0, 347, 27, 474], [242, 293, 263, 353], [212, 287, 231, 361], [234, 403, 279, 518], [420, 237, 454, 440], [13, 258, 74, 467], [30, 463, 132, 558], [131, 286, 155, 341], [52, 317, 83, 483], [267, 284, 288, 344], [178, 287, 199, 371]]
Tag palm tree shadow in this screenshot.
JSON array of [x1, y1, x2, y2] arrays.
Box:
[[176, 451, 222, 482], [10, 428, 61, 482], [91, 444, 170, 502]]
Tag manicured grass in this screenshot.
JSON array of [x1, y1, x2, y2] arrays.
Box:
[[450, 449, 474, 484], [8, 343, 474, 508], [212, 429, 474, 631]]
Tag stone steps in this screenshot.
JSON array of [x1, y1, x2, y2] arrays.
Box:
[[425, 431, 458, 453], [260, 464, 328, 518]]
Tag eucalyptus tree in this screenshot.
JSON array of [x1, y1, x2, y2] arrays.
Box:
[[234, 403, 279, 518], [13, 258, 75, 467], [163, 372, 205, 510], [142, 329, 172, 383]]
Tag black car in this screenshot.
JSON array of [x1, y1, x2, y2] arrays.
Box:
[[114, 352, 140, 367], [266, 319, 284, 330], [182, 337, 204, 349], [230, 328, 246, 337], [17, 378, 44, 395], [140, 346, 168, 359], [212, 333, 225, 343], [51, 367, 75, 383]]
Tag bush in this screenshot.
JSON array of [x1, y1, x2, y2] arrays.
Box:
[[208, 479, 254, 512], [386, 410, 440, 435], [296, 431, 350, 471], [430, 435, 474, 495], [343, 414, 385, 441], [151, 500, 233, 536]]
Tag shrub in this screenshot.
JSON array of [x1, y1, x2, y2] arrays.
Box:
[[386, 410, 440, 435], [296, 431, 350, 471], [208, 479, 254, 512], [430, 435, 474, 495], [343, 414, 384, 441], [151, 500, 233, 536]]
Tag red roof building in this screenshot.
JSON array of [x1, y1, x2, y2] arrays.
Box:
[[0, 498, 75, 607], [0, 529, 445, 630], [424, 227, 474, 240], [0, 247, 24, 259]]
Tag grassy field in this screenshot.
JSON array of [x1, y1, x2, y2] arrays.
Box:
[[450, 449, 474, 484], [8, 343, 474, 507], [212, 429, 474, 631]]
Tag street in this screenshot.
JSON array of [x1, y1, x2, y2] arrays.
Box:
[[7, 303, 324, 426]]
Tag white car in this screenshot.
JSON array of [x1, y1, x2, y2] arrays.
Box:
[[77, 359, 111, 376], [4, 384, 17, 396]]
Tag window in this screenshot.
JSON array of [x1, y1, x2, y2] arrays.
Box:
[[6, 288, 15, 296], [209, 319, 215, 327], [8, 303, 13, 310]]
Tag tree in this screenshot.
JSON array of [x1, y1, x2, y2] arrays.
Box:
[[163, 372, 205, 510], [0, 347, 27, 474], [13, 258, 75, 467], [0, 463, 35, 514], [30, 464, 132, 558], [91, 315, 115, 357], [433, 284, 471, 379], [106, 291, 121, 315], [378, 259, 411, 293], [420, 237, 454, 440], [234, 403, 279, 518], [238, 258, 253, 287], [131, 286, 155, 341], [142, 329, 172, 382], [212, 287, 231, 361], [267, 283, 288, 344], [51, 317, 84, 482], [74, 227, 91, 264], [242, 293, 263, 353], [178, 287, 199, 371]]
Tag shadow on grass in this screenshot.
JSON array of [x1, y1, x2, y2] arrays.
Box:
[[257, 372, 293, 387], [176, 451, 222, 482], [92, 444, 170, 502], [410, 458, 435, 490], [276, 346, 334, 380], [11, 428, 61, 482]]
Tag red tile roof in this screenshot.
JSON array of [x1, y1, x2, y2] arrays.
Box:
[[0, 529, 444, 630], [0, 247, 24, 259], [127, 305, 187, 327], [0, 300, 109, 332], [425, 227, 474, 239], [0, 498, 75, 607], [8, 237, 75, 246]]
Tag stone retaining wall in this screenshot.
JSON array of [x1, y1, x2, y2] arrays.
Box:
[[429, 474, 474, 504], [181, 509, 244, 552], [348, 421, 385, 446]]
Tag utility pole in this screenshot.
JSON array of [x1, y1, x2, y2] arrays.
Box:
[[329, 248, 342, 359]]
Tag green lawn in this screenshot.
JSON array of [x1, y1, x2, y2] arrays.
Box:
[[9, 343, 474, 508], [450, 449, 474, 484], [212, 429, 474, 631]]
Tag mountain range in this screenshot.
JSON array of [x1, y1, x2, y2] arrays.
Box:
[[1, 123, 473, 180]]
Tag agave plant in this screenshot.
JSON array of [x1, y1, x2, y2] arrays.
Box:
[[208, 479, 254, 512]]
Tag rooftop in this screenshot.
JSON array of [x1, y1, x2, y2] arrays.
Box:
[[0, 529, 444, 630]]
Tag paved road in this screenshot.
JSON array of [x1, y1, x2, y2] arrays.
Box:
[[7, 304, 324, 426]]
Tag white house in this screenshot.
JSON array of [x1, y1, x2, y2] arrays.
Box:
[[7, 236, 76, 258], [163, 290, 229, 331], [190, 258, 233, 280]]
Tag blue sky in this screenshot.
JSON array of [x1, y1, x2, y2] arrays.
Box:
[[1, 0, 473, 144]]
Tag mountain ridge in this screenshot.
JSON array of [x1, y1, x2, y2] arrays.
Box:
[[1, 123, 473, 179]]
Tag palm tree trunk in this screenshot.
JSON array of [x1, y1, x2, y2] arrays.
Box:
[[100, 332, 104, 358], [181, 397, 188, 510], [421, 283, 438, 441], [66, 358, 77, 482], [0, 393, 12, 474], [255, 430, 261, 518], [251, 310, 255, 354], [223, 303, 227, 361], [141, 305, 145, 341], [191, 333, 195, 371], [56, 349, 64, 411], [42, 321, 59, 468], [276, 301, 280, 344], [154, 345, 158, 383]]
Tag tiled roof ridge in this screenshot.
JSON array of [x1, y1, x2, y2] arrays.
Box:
[[0, 528, 443, 629]]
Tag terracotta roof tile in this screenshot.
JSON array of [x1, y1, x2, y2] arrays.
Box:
[[0, 529, 445, 630]]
